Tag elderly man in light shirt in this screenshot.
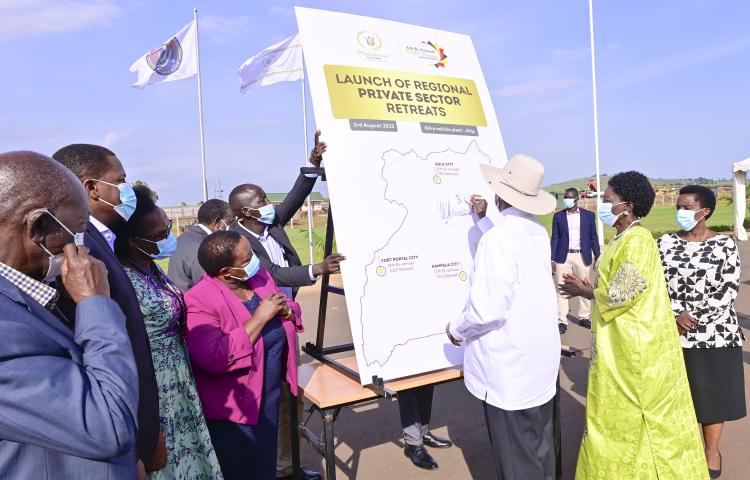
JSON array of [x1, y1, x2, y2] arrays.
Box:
[[448, 154, 560, 480]]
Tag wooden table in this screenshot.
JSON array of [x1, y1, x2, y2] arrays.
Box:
[[291, 356, 462, 480], [292, 347, 580, 479]]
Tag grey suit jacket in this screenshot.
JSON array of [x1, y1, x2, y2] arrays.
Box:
[[0, 277, 138, 479], [230, 173, 317, 299], [168, 225, 209, 293]]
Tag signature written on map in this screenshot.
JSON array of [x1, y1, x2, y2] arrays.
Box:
[[437, 195, 473, 224]]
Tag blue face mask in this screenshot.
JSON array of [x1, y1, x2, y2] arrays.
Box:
[[94, 180, 138, 221], [35, 209, 86, 283], [676, 209, 706, 232], [249, 204, 276, 225], [136, 232, 177, 260], [563, 198, 576, 209], [229, 255, 261, 281], [598, 201, 627, 227]]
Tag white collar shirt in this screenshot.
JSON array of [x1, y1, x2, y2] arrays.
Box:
[[237, 221, 289, 268], [197, 224, 213, 236], [449, 207, 560, 410], [89, 216, 115, 251], [566, 209, 581, 250], [237, 220, 315, 297]]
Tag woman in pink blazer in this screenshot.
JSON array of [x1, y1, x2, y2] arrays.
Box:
[[185, 230, 303, 480]]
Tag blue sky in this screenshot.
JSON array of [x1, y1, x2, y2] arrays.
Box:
[[1, 0, 748, 205]]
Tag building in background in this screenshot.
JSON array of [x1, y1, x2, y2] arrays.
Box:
[[164, 192, 328, 233]]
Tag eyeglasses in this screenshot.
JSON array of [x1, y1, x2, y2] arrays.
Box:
[[135, 220, 173, 243]]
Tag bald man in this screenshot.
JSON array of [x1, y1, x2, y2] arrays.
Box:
[[228, 132, 344, 302], [0, 151, 138, 478], [229, 132, 341, 480]]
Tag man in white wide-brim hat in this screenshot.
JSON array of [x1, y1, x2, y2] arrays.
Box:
[[447, 154, 561, 480]]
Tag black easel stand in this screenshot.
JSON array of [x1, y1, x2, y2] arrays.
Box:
[[298, 166, 396, 397], [292, 167, 573, 479]]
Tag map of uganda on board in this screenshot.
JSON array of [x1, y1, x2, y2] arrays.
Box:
[[296, 7, 508, 383]]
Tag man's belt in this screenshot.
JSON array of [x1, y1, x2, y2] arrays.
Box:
[[568, 249, 581, 253]]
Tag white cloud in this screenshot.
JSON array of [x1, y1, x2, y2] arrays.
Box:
[[549, 47, 590, 62], [0, 0, 120, 41], [268, 5, 293, 16], [103, 129, 139, 149], [493, 78, 580, 97], [200, 15, 250, 43], [604, 38, 750, 90]]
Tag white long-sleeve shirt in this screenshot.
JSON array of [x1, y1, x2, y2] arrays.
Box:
[[449, 207, 560, 411]]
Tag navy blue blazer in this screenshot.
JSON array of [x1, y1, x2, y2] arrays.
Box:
[[84, 222, 161, 461], [550, 207, 600, 266], [231, 173, 318, 299], [0, 277, 138, 479]]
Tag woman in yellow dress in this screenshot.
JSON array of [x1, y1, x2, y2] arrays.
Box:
[[561, 171, 707, 479]]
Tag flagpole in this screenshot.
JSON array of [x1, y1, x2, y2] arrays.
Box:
[[588, 0, 604, 243], [302, 75, 315, 264], [194, 8, 208, 202]]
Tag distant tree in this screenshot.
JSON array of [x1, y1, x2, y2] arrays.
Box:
[[197, 201, 204, 206], [180, 201, 188, 206], [132, 180, 159, 202]]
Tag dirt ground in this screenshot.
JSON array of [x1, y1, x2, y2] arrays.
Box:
[[291, 242, 750, 480]]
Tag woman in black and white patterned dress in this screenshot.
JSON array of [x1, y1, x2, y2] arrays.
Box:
[[658, 185, 746, 479]]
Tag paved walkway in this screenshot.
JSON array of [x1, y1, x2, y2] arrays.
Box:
[[293, 240, 750, 479]]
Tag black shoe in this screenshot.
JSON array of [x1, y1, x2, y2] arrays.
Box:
[[579, 318, 592, 329], [423, 431, 452, 448], [404, 444, 439, 470], [709, 452, 722, 479], [277, 467, 322, 480], [558, 323, 567, 334]]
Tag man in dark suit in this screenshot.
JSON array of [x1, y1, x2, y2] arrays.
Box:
[[168, 199, 235, 293], [550, 187, 600, 334], [228, 131, 344, 301], [52, 144, 165, 476], [228, 131, 341, 480], [0, 151, 138, 478]]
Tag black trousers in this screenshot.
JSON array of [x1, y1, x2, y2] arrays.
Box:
[[397, 385, 434, 445], [484, 397, 555, 480]]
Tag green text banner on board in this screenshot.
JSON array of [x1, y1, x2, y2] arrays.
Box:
[[296, 7, 508, 384]]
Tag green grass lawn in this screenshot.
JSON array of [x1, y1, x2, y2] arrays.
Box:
[[156, 226, 330, 273], [286, 226, 331, 264], [536, 198, 737, 242], [159, 201, 740, 273]]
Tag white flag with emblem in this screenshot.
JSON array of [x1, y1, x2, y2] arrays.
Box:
[[130, 20, 199, 89], [238, 34, 304, 93]]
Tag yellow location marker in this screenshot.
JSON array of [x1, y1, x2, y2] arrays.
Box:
[[376, 266, 386, 277], [433, 175, 441, 184], [459, 271, 468, 281]]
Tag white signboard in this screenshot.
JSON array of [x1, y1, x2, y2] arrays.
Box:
[[296, 7, 508, 384]]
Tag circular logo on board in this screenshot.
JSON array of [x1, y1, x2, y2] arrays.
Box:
[[147, 36, 183, 75], [357, 30, 382, 51]]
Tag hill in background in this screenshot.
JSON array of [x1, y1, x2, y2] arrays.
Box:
[[544, 175, 732, 194]]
